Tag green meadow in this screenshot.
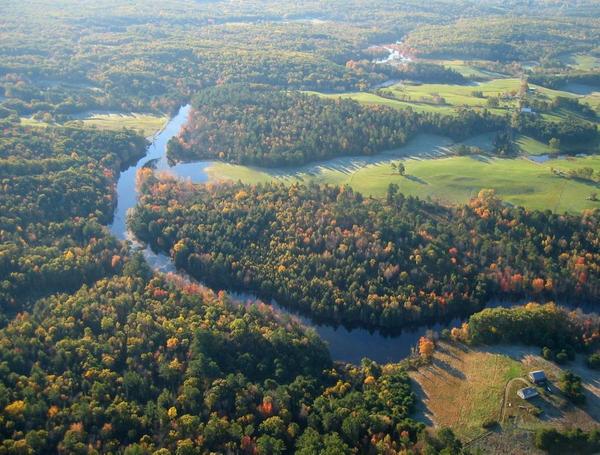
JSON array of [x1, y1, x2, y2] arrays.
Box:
[[425, 59, 508, 80], [205, 134, 600, 213]]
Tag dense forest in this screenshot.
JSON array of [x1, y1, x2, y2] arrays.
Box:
[[168, 85, 423, 166], [0, 124, 147, 322], [403, 17, 600, 61], [0, 262, 469, 454], [463, 303, 600, 354], [131, 179, 600, 329]]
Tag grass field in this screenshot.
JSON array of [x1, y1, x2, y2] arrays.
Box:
[[410, 343, 600, 447], [205, 134, 600, 213], [21, 112, 168, 137], [515, 135, 553, 155], [582, 91, 600, 115], [309, 78, 586, 122], [72, 112, 168, 137]]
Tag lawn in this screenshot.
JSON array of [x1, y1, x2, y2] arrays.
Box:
[[205, 135, 600, 213], [20, 112, 168, 137]]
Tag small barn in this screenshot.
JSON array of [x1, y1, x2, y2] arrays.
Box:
[[517, 387, 539, 400], [528, 370, 547, 385]]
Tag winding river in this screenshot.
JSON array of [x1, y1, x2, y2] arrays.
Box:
[[109, 105, 594, 364]]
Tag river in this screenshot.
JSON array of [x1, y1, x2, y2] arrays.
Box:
[[108, 105, 595, 364]]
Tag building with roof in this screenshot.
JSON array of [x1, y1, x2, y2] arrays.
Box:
[[517, 387, 539, 400], [529, 370, 547, 385]]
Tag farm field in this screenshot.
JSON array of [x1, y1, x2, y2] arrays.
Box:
[[409, 343, 524, 441], [205, 135, 600, 213], [20, 112, 168, 137], [410, 343, 600, 451]]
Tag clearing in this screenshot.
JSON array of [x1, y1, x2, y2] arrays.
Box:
[[20, 111, 168, 137], [410, 343, 600, 453], [205, 134, 600, 213]]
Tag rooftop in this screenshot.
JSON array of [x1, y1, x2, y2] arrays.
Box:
[[518, 387, 539, 400], [529, 370, 547, 380]]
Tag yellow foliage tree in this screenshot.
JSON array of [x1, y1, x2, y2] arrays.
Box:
[[418, 337, 434, 359], [5, 400, 26, 417]]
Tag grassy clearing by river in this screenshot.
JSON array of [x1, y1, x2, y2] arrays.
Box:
[[71, 112, 168, 136], [20, 112, 168, 137], [205, 136, 600, 213]]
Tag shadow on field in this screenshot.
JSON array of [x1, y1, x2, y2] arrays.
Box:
[[410, 379, 434, 426], [405, 174, 428, 185], [432, 357, 466, 379]]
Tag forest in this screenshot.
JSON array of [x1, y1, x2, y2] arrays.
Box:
[[131, 178, 599, 329], [463, 302, 600, 354], [0, 117, 465, 455], [403, 17, 600, 62], [0, 124, 147, 322], [168, 84, 423, 166], [0, 264, 466, 454]]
